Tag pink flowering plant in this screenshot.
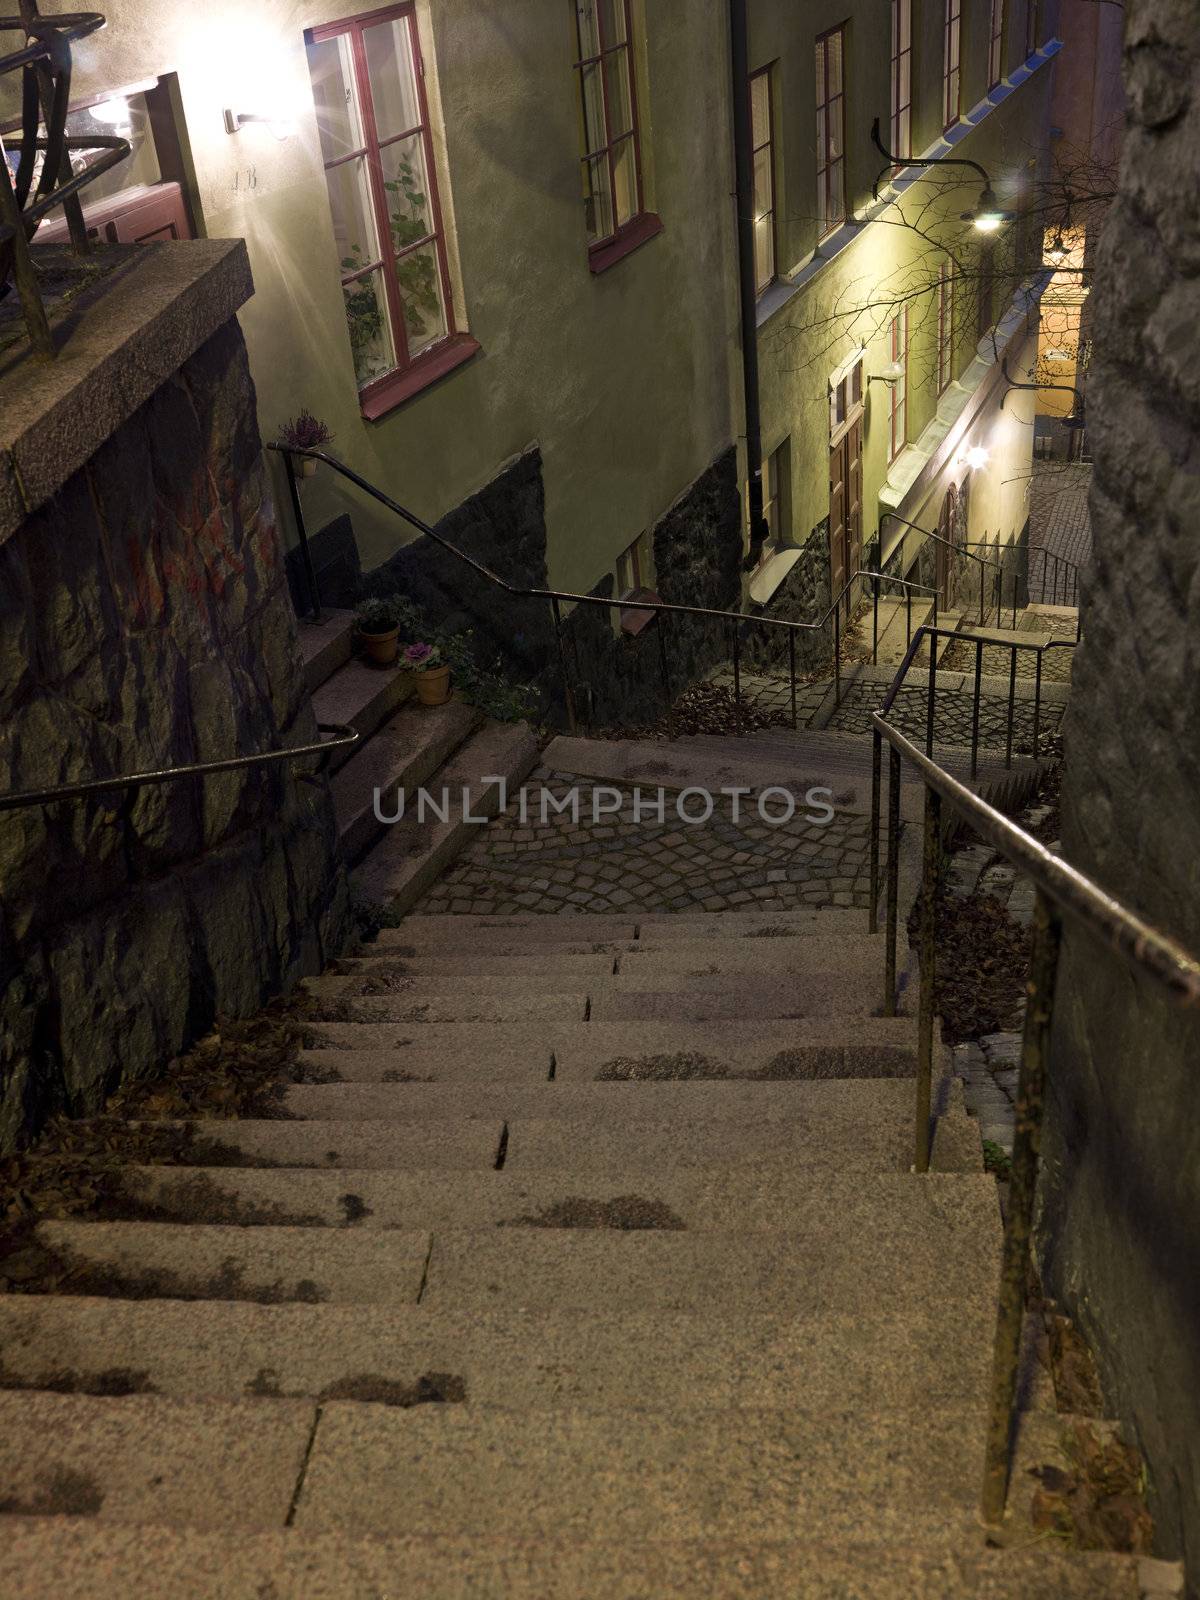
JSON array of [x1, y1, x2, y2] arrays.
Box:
[[402, 640, 442, 673]]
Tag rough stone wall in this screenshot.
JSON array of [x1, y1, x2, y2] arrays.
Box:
[[1037, 2, 1200, 1581], [351, 447, 744, 729], [0, 322, 349, 1152], [740, 523, 834, 677]]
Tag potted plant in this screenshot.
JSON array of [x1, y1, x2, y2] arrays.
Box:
[[356, 598, 403, 667], [277, 411, 334, 477], [403, 640, 451, 706]]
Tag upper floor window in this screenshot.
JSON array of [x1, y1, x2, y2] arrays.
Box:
[[307, 4, 469, 413], [1025, 0, 1042, 55], [889, 308, 908, 459], [937, 261, 956, 393], [943, 0, 962, 130], [573, 0, 655, 269], [751, 66, 776, 293], [988, 0, 1005, 87], [890, 0, 912, 163], [815, 27, 846, 238], [763, 438, 792, 543]]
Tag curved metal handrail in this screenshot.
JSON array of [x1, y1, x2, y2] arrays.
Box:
[[881, 511, 1002, 575], [0, 723, 359, 814]]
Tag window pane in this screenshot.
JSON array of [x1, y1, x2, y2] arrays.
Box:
[[579, 62, 607, 156], [827, 34, 843, 96], [597, 0, 627, 48], [395, 240, 447, 357], [308, 34, 364, 163], [583, 152, 613, 240], [828, 100, 843, 160], [574, 0, 600, 58], [751, 72, 770, 146], [900, 54, 911, 104], [753, 145, 773, 220], [612, 132, 638, 225], [325, 155, 383, 275], [382, 133, 434, 254], [754, 213, 775, 291], [830, 160, 844, 223], [900, 0, 911, 49], [605, 49, 634, 138], [816, 108, 826, 170], [342, 269, 395, 387], [363, 17, 421, 141]]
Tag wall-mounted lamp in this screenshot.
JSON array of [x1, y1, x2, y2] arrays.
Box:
[[1044, 231, 1069, 267], [868, 360, 906, 385], [962, 445, 991, 470], [870, 119, 1012, 231], [999, 356, 1087, 429], [223, 109, 295, 140]]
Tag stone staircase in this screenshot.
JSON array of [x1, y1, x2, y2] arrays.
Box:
[[0, 907, 1175, 1598]]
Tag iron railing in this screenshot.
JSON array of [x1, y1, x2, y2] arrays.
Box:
[[271, 443, 938, 735], [0, 2, 132, 357], [0, 724, 359, 813], [867, 710, 1200, 1526], [880, 512, 1005, 628], [1028, 542, 1082, 614]]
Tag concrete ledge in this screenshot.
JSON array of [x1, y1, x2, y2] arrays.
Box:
[[0, 238, 254, 543]]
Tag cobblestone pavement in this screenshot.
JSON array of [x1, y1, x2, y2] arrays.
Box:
[[940, 634, 1076, 684], [709, 666, 830, 726], [1028, 462, 1092, 602], [417, 768, 874, 916], [823, 681, 1065, 752]]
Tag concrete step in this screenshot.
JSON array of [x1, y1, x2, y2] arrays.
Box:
[[331, 698, 482, 863], [107, 1162, 996, 1236], [128, 1117, 506, 1170], [33, 1219, 432, 1305], [0, 1293, 1007, 1413], [0, 1390, 313, 1530], [296, 608, 355, 694], [287, 1402, 1090, 1547], [0, 1522, 1156, 1600], [354, 720, 540, 914], [297, 1014, 930, 1083], [327, 953, 622, 981], [326, 990, 591, 1024], [310, 656, 416, 772], [369, 907, 868, 949]]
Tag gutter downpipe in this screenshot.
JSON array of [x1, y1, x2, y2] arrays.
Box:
[[730, 0, 769, 570]]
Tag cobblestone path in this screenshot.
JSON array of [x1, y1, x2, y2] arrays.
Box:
[[1028, 462, 1092, 601], [939, 635, 1076, 683], [823, 681, 1064, 751]]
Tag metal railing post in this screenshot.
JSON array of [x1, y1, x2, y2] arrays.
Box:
[[979, 560, 986, 625], [656, 614, 674, 740], [834, 605, 842, 707], [1005, 647, 1017, 769], [869, 729, 882, 934], [981, 890, 1063, 1524], [926, 631, 938, 759], [1033, 650, 1043, 753], [282, 450, 322, 623], [732, 622, 743, 733], [883, 745, 902, 1016], [551, 597, 578, 735], [915, 785, 942, 1173], [788, 629, 798, 729], [971, 637, 984, 779], [872, 582, 879, 665]]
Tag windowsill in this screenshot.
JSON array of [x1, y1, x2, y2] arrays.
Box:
[[358, 334, 482, 421], [588, 212, 664, 275]]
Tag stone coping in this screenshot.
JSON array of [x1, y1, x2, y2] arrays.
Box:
[[0, 237, 254, 545]]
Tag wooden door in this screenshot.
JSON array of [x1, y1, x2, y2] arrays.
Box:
[[829, 418, 863, 618], [936, 484, 958, 609]]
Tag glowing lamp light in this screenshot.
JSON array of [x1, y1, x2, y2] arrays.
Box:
[[90, 96, 132, 128], [966, 184, 1009, 233], [964, 445, 990, 471]]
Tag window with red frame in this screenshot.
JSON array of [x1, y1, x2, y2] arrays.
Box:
[[988, 0, 1005, 87], [943, 0, 962, 130], [815, 27, 846, 238], [888, 308, 908, 460], [750, 66, 776, 294], [1025, 0, 1042, 55], [306, 4, 465, 410], [936, 261, 956, 394], [890, 0, 912, 164], [572, 0, 647, 255]]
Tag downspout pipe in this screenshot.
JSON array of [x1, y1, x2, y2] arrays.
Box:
[[730, 0, 769, 571]]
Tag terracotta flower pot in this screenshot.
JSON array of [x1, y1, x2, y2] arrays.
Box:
[[416, 664, 451, 706], [359, 626, 399, 666]]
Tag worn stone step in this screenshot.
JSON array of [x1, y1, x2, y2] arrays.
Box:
[[369, 907, 866, 950], [0, 1294, 1005, 1413], [326, 953, 621, 983], [32, 1219, 432, 1306], [325, 989, 591, 1024], [310, 656, 416, 772], [583, 973, 898, 1021], [353, 721, 540, 916], [0, 1390, 313, 1530], [299, 1017, 933, 1082], [107, 1164, 993, 1234], [290, 1403, 1089, 1547], [128, 1117, 505, 1170], [0, 1522, 1156, 1600], [331, 698, 482, 863], [296, 608, 355, 695]]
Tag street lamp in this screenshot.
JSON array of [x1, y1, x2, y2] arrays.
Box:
[[870, 119, 1012, 230], [999, 357, 1087, 429]]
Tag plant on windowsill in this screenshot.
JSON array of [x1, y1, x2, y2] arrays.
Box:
[[277, 411, 334, 477], [403, 640, 451, 707], [385, 150, 443, 348], [356, 598, 404, 667]]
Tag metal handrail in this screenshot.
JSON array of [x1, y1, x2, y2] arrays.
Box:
[[1027, 542, 1082, 617], [881, 512, 1019, 628], [271, 443, 936, 733], [868, 709, 1200, 1530], [0, 723, 359, 813]]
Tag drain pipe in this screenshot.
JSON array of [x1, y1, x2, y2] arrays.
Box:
[[730, 0, 769, 572]]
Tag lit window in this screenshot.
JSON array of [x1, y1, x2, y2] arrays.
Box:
[[890, 0, 912, 163], [750, 67, 776, 294], [830, 357, 864, 436], [616, 531, 650, 597], [306, 5, 465, 406], [943, 0, 962, 130], [937, 261, 956, 394], [572, 0, 648, 255], [888, 309, 908, 460], [988, 0, 1005, 88], [815, 27, 846, 238]]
